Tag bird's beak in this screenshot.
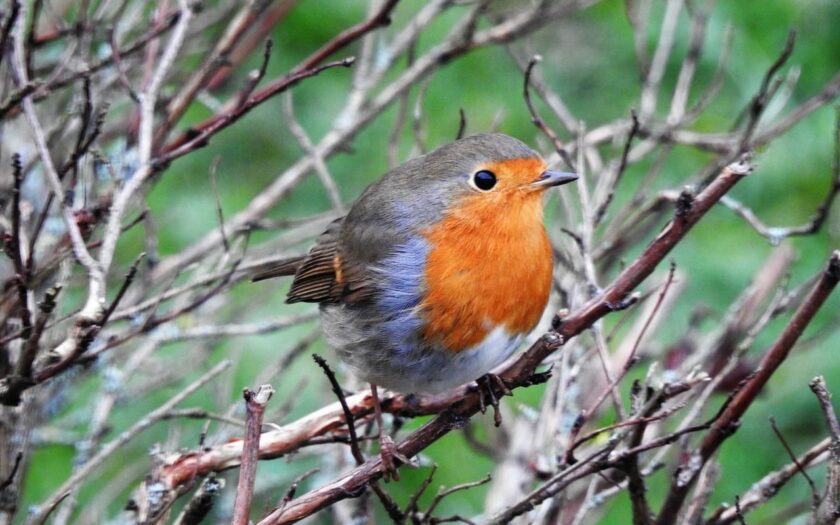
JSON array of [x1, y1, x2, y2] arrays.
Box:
[[530, 170, 578, 189]]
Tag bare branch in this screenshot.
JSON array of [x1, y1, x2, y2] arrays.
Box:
[[232, 384, 274, 525], [810, 377, 840, 525]]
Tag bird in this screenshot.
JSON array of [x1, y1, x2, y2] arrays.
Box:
[[253, 133, 577, 479]]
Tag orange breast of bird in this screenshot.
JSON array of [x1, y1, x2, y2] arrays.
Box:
[[420, 160, 553, 352]]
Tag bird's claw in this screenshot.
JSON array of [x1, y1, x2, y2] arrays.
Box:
[[476, 373, 511, 427], [378, 434, 413, 482]]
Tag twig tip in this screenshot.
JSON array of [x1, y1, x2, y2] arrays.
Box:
[[727, 154, 755, 176]]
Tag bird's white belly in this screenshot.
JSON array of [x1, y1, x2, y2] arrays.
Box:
[[366, 325, 522, 394]]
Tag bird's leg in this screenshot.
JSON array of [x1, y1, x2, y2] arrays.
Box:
[[475, 373, 512, 427], [370, 383, 412, 482]]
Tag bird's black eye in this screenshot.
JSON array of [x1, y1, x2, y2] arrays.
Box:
[[471, 170, 497, 191]]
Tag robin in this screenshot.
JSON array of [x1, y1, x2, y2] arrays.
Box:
[[253, 133, 577, 479]]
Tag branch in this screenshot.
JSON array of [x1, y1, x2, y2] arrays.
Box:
[[0, 285, 61, 405], [158, 0, 277, 145], [523, 55, 575, 169], [810, 376, 840, 525], [720, 108, 840, 243], [153, 57, 356, 169], [232, 385, 274, 525], [769, 416, 820, 510], [655, 250, 840, 525]]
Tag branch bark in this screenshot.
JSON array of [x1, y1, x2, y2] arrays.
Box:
[[232, 385, 274, 525]]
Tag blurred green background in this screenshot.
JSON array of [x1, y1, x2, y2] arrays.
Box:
[[19, 0, 840, 523]]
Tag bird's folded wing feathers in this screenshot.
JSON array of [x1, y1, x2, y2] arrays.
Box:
[[261, 217, 372, 305]]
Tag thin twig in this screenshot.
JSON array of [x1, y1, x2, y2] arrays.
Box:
[[768, 416, 820, 510], [523, 55, 575, 169]]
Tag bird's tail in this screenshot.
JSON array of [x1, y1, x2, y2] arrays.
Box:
[[250, 255, 306, 282]]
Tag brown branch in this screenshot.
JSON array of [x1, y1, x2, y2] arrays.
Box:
[[157, 1, 278, 145], [456, 107, 467, 140], [0, 285, 61, 405], [565, 262, 677, 455], [235, 39, 273, 109], [423, 475, 492, 523], [24, 0, 42, 77], [594, 110, 640, 225], [108, 28, 140, 103], [734, 29, 797, 150], [733, 496, 747, 525], [232, 384, 274, 525], [205, 0, 299, 90], [0, 80, 41, 119], [100, 253, 145, 325], [274, 469, 320, 516], [4, 154, 32, 344], [0, 453, 22, 492], [486, 418, 721, 525], [311, 354, 404, 521], [621, 376, 694, 525], [0, 286, 59, 404], [655, 250, 840, 525], [810, 376, 840, 525], [153, 57, 356, 169]]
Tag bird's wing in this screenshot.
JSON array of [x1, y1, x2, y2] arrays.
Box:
[[282, 217, 378, 304], [284, 217, 344, 303]]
